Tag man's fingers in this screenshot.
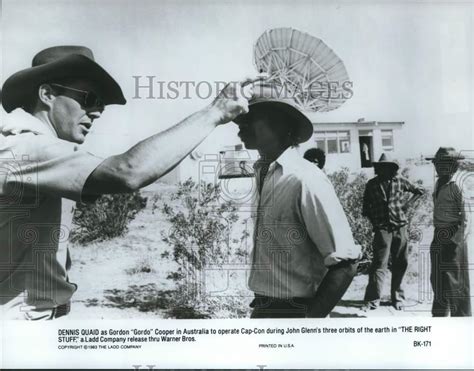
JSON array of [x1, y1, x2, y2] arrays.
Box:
[[241, 83, 255, 100], [241, 73, 268, 87], [239, 103, 249, 115]]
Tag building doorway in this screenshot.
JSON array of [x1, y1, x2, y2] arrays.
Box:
[[359, 131, 373, 167]]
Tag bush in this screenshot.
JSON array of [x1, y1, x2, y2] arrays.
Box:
[[71, 191, 148, 244], [400, 167, 433, 243], [327, 167, 432, 273], [158, 179, 247, 318], [327, 168, 372, 271]]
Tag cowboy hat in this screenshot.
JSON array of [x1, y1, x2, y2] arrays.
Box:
[[2, 46, 126, 113], [425, 147, 465, 162], [372, 153, 399, 170], [234, 82, 313, 144]]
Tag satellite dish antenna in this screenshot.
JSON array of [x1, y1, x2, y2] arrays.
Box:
[[254, 27, 351, 112]]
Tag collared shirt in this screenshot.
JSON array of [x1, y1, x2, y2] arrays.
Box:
[[362, 175, 424, 229], [0, 109, 104, 309], [248, 147, 360, 299], [433, 171, 472, 237]]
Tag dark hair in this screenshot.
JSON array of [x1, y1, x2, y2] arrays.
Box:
[[304, 148, 326, 169]]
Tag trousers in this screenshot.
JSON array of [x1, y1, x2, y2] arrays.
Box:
[[249, 294, 309, 318], [430, 226, 471, 317], [364, 226, 408, 305]]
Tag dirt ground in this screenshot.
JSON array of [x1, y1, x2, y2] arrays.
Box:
[[67, 186, 438, 320]]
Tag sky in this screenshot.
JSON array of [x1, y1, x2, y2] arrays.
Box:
[[1, 0, 473, 158]]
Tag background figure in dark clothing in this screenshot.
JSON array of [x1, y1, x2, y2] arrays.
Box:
[[304, 148, 326, 170], [426, 147, 471, 317], [362, 153, 424, 310]]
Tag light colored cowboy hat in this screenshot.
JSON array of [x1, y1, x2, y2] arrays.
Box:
[[233, 81, 313, 144], [2, 45, 126, 113], [372, 153, 399, 170], [425, 147, 465, 162]]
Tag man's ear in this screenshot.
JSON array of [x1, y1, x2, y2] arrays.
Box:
[[38, 84, 56, 108]]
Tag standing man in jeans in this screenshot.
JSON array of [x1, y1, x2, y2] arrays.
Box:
[[362, 153, 424, 310], [427, 147, 471, 317]]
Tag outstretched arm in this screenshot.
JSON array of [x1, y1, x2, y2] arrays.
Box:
[[83, 79, 260, 195]]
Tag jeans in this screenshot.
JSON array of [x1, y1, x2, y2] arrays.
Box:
[[430, 226, 471, 317], [364, 226, 408, 306]]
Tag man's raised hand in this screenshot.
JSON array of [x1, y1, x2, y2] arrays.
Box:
[[209, 75, 267, 124]]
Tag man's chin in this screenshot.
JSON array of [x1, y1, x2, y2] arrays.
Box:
[[72, 134, 86, 144]]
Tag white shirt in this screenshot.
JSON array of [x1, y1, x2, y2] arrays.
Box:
[[248, 147, 360, 299], [0, 109, 104, 310]]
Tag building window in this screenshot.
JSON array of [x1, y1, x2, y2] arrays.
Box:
[[381, 129, 394, 151], [314, 131, 351, 154]]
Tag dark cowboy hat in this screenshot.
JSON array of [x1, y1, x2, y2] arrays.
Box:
[[234, 82, 313, 144], [2, 46, 126, 113], [372, 153, 399, 170], [425, 147, 465, 162]]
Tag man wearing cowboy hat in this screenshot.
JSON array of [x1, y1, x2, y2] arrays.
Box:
[[234, 82, 360, 318], [362, 153, 424, 311], [426, 147, 471, 316], [0, 45, 259, 320]]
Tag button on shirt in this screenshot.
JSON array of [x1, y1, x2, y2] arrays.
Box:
[[0, 109, 104, 309], [248, 147, 360, 299], [363, 175, 424, 230]]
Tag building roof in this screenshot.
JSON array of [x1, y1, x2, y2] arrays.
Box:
[[313, 120, 404, 125], [312, 120, 404, 127]]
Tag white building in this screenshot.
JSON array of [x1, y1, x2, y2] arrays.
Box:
[[160, 118, 404, 183], [299, 119, 404, 172]]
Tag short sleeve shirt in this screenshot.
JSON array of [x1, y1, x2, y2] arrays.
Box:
[[0, 109, 104, 307]]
